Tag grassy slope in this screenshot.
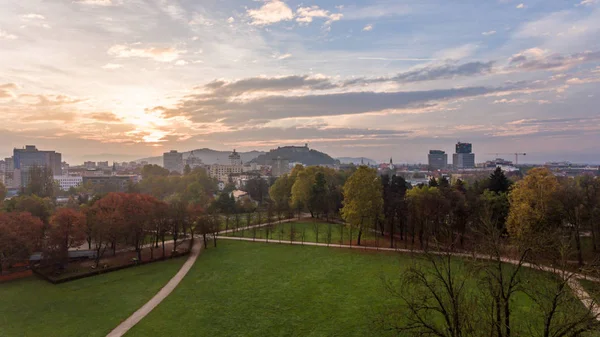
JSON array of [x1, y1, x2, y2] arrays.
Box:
[[225, 221, 381, 245], [0, 257, 186, 337], [127, 240, 556, 337]]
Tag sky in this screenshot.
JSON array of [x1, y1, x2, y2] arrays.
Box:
[[1, 0, 599, 165]]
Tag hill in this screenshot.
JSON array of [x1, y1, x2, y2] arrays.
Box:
[[251, 145, 337, 166], [136, 149, 264, 166], [336, 157, 377, 165]]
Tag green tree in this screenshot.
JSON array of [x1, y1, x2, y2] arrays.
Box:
[[0, 182, 7, 204], [310, 172, 328, 218], [4, 195, 53, 225], [341, 166, 383, 246], [488, 167, 512, 194], [270, 174, 293, 219], [141, 164, 170, 179], [183, 164, 191, 175]]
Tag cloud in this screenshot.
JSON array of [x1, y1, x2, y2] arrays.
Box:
[[21, 14, 45, 20], [227, 17, 235, 24], [516, 3, 525, 9], [296, 6, 343, 25], [162, 82, 517, 125], [434, 44, 479, 60], [21, 112, 76, 123], [363, 24, 373, 31], [202, 75, 335, 96], [482, 30, 496, 36], [247, 0, 294, 26], [0, 29, 17, 40], [175, 60, 188, 66], [0, 83, 18, 99], [273, 53, 292, 60], [578, 0, 598, 5], [73, 0, 115, 5], [340, 4, 410, 20], [88, 112, 122, 122], [189, 12, 213, 26], [344, 61, 495, 86], [508, 49, 600, 71], [102, 63, 123, 69], [107, 44, 185, 62]]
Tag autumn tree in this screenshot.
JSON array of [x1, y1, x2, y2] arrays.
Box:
[[506, 168, 562, 246], [46, 208, 87, 267], [270, 174, 293, 220], [291, 170, 313, 217], [341, 166, 383, 246], [0, 182, 7, 204], [0, 212, 44, 273]]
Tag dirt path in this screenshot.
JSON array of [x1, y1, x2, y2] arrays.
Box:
[[219, 235, 600, 319], [105, 239, 203, 337]]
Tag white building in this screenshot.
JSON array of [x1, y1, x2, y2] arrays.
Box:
[[208, 150, 243, 182], [54, 175, 83, 191]]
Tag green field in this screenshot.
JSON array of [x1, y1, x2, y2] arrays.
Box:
[[225, 220, 385, 246], [0, 257, 186, 337], [126, 240, 575, 337]]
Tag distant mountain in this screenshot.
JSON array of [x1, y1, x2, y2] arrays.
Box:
[[336, 157, 377, 165], [252, 145, 337, 166], [136, 149, 265, 166]]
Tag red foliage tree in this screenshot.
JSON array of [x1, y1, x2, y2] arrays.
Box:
[[0, 212, 44, 272], [46, 208, 87, 267]]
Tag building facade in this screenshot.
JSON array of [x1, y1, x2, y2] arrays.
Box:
[[453, 142, 475, 169], [13, 145, 62, 187], [272, 156, 290, 177], [428, 150, 448, 170], [54, 175, 83, 191], [163, 150, 183, 173]]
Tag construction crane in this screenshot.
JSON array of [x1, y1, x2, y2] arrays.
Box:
[[487, 153, 527, 165]]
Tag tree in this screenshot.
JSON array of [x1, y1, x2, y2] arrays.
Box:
[[87, 194, 127, 264], [0, 212, 44, 273], [291, 170, 313, 217], [244, 177, 269, 204], [46, 208, 87, 267], [310, 172, 328, 219], [506, 168, 562, 243], [341, 166, 383, 246], [141, 164, 170, 179], [4, 195, 53, 225], [488, 167, 512, 194], [0, 182, 7, 203], [384, 250, 478, 337], [270, 174, 292, 220], [24, 165, 55, 198], [382, 174, 408, 247], [183, 164, 191, 175], [557, 178, 585, 266]]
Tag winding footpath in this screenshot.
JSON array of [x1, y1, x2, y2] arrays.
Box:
[[105, 239, 203, 337]]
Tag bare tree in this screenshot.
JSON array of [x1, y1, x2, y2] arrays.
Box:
[[383, 248, 479, 337]]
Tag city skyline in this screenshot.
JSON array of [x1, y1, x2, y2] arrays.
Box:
[[1, 0, 600, 164]]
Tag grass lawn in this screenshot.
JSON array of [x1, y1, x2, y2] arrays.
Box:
[[580, 279, 600, 303], [126, 240, 574, 337], [0, 257, 186, 337], [225, 220, 385, 245]]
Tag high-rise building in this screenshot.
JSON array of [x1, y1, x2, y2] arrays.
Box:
[[163, 150, 183, 173], [97, 161, 109, 168], [229, 149, 242, 166], [272, 156, 290, 177], [84, 161, 97, 169], [453, 142, 475, 169], [428, 150, 448, 170], [13, 145, 62, 187]]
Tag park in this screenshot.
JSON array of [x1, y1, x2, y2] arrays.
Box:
[[2, 165, 600, 336]]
